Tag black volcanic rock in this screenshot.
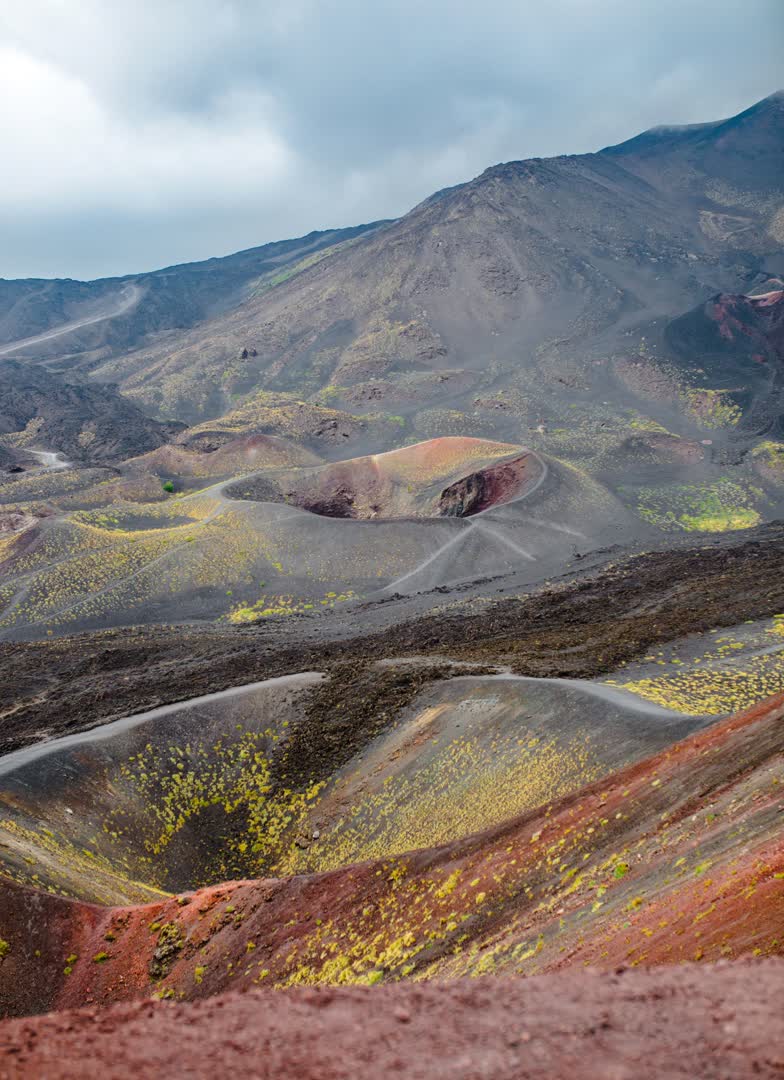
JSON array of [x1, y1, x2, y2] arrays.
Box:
[[663, 289, 784, 437], [0, 360, 183, 463]]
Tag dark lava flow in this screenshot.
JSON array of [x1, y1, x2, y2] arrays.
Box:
[[1, 522, 782, 759]]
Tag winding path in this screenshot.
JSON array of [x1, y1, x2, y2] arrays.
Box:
[[0, 673, 324, 776], [383, 448, 561, 592], [0, 283, 142, 357], [0, 669, 698, 777]]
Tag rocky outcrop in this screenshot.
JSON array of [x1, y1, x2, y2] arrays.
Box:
[[438, 454, 533, 516]]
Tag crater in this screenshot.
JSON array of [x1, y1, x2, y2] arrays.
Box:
[[0, 674, 321, 903], [228, 437, 543, 520], [0, 669, 705, 905]]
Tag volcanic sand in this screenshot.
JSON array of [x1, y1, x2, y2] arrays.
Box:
[[2, 960, 783, 1079], [0, 670, 707, 904], [0, 691, 781, 1018]]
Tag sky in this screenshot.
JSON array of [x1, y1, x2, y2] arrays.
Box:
[[0, 0, 781, 280]]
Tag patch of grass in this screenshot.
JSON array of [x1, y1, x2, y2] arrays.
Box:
[[150, 922, 184, 981], [635, 478, 762, 533], [682, 388, 742, 429], [751, 440, 784, 477]]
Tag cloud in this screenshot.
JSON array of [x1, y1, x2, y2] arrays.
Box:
[[0, 47, 291, 213], [0, 0, 780, 278]]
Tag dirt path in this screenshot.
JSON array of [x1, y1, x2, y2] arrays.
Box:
[[382, 448, 548, 591], [0, 284, 142, 357], [0, 523, 782, 756], [1, 959, 781, 1079]]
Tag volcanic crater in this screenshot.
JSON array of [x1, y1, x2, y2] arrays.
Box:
[[229, 437, 541, 519]]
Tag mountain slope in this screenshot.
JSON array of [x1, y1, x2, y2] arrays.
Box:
[[90, 94, 783, 434], [0, 360, 182, 464], [603, 90, 784, 199], [1, 690, 780, 1016], [0, 223, 385, 367]]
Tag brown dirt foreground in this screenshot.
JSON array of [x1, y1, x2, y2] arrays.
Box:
[[1, 960, 783, 1080]]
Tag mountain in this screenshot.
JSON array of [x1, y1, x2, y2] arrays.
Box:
[[0, 95, 780, 463], [0, 223, 385, 369], [0, 82, 782, 1078], [0, 95, 782, 642], [84, 93, 783, 437], [602, 90, 784, 197]]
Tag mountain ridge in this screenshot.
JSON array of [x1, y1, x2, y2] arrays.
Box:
[[0, 222, 387, 364], [78, 91, 780, 441]]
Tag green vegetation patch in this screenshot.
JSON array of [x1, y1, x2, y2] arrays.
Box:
[[107, 729, 324, 885], [149, 922, 185, 981], [682, 388, 742, 429], [751, 440, 784, 479], [635, 478, 763, 533], [228, 589, 355, 624], [628, 415, 672, 435], [250, 243, 342, 297]]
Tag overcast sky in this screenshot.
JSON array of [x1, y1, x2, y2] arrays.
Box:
[[0, 0, 781, 280]]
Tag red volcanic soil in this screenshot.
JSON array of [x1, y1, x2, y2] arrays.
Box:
[[669, 288, 784, 369], [709, 289, 783, 355], [2, 693, 782, 1019], [283, 437, 539, 519], [2, 960, 783, 1079]]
